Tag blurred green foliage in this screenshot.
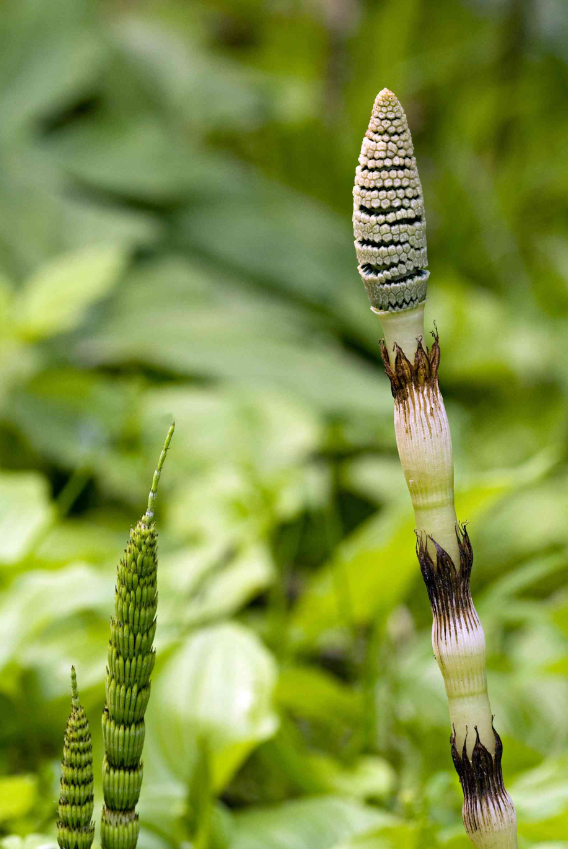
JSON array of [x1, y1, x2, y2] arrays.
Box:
[[0, 0, 567, 847]]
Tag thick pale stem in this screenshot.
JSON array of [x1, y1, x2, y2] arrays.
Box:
[[377, 307, 460, 565], [394, 382, 459, 565], [375, 303, 425, 365], [356, 87, 517, 849]]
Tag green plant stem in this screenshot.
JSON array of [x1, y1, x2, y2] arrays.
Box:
[[57, 667, 95, 849], [101, 424, 174, 849]]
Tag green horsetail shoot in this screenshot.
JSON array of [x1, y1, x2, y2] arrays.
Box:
[[57, 667, 95, 849], [101, 424, 175, 849]]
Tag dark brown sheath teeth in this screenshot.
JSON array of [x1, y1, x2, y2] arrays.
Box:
[[451, 723, 513, 835], [380, 331, 440, 401], [416, 524, 479, 638]]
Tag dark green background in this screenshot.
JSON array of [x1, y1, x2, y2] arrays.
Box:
[[0, 0, 567, 846]]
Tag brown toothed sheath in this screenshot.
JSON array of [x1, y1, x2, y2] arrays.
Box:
[[353, 89, 518, 847]]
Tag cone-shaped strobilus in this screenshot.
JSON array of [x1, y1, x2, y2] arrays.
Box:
[[101, 424, 175, 849], [353, 90, 517, 847], [57, 667, 95, 849]]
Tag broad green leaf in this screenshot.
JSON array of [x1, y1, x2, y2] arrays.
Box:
[[178, 180, 377, 348], [7, 369, 136, 470], [0, 0, 105, 140], [0, 775, 37, 823], [142, 385, 322, 475], [15, 244, 128, 340], [276, 665, 364, 728], [151, 622, 279, 791], [0, 838, 56, 849], [0, 563, 108, 675], [78, 257, 387, 417], [332, 823, 420, 849], [318, 756, 396, 802], [0, 472, 54, 565], [230, 796, 393, 849], [512, 755, 568, 825], [160, 543, 276, 629]]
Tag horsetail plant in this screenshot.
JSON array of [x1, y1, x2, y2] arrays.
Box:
[[57, 667, 95, 849], [353, 89, 518, 847], [101, 424, 175, 849]]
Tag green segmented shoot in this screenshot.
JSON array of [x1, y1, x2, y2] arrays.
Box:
[[101, 424, 174, 849], [57, 667, 95, 849], [354, 90, 518, 848]]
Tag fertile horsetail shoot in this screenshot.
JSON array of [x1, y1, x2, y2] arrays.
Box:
[[101, 424, 175, 849], [353, 89, 517, 848]]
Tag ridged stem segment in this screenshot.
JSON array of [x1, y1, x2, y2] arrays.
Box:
[[58, 667, 95, 849], [354, 90, 517, 848], [101, 424, 175, 849]]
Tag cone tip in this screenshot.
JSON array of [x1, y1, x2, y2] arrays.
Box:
[[372, 88, 402, 116], [70, 666, 79, 702], [145, 422, 176, 519]]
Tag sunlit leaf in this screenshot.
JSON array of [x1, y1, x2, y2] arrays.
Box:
[[0, 563, 108, 674], [0, 472, 54, 565], [0, 775, 37, 823], [15, 244, 128, 340], [151, 623, 279, 791], [229, 796, 393, 849], [0, 838, 56, 849]]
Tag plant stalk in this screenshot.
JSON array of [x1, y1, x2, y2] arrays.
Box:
[[353, 89, 518, 848], [101, 424, 175, 849], [57, 667, 95, 849]]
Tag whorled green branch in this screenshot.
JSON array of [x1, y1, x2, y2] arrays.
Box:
[[57, 667, 95, 849], [101, 424, 175, 849]]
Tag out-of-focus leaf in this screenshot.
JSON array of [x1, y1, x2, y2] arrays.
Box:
[[0, 472, 54, 565], [161, 543, 276, 628], [276, 665, 363, 728], [0, 838, 56, 849], [0, 0, 105, 140], [178, 180, 377, 348], [48, 118, 205, 203], [0, 563, 108, 675], [33, 512, 128, 565], [0, 774, 37, 822], [15, 244, 128, 340], [78, 257, 386, 417], [151, 622, 279, 791], [512, 755, 568, 829], [7, 369, 137, 470], [229, 796, 393, 849], [332, 823, 421, 849], [309, 755, 395, 802], [113, 16, 274, 133], [142, 385, 322, 476]]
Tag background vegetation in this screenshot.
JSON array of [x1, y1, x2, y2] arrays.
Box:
[[0, 0, 567, 846]]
